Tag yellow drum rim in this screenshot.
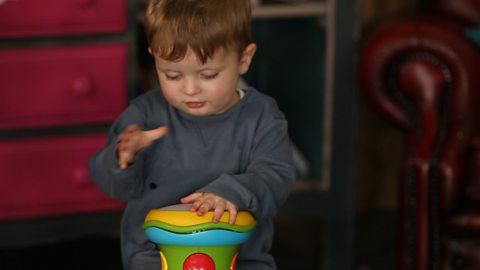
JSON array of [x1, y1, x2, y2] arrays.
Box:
[[144, 209, 255, 227]]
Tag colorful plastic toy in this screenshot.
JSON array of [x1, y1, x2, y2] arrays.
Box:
[[143, 204, 256, 270]]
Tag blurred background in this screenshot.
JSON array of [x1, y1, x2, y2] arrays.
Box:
[[2, 0, 479, 269]]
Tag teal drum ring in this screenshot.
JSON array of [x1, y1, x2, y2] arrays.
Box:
[[144, 227, 253, 246]]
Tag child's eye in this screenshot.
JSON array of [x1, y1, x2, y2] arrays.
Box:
[[201, 73, 218, 80], [165, 74, 181, 81]]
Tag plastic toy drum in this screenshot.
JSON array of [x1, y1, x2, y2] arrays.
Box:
[[143, 204, 256, 270]]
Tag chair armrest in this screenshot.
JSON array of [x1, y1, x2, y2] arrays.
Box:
[[358, 17, 480, 211]]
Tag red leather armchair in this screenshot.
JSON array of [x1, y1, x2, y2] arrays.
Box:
[[358, 0, 480, 269]]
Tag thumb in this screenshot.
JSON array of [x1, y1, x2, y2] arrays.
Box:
[[142, 126, 169, 144]]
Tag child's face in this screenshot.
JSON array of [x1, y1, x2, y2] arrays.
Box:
[[152, 44, 256, 116]]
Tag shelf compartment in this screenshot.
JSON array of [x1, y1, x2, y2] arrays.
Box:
[[252, 2, 327, 19]]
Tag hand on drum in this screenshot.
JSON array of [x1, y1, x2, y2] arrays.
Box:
[[181, 192, 238, 224]]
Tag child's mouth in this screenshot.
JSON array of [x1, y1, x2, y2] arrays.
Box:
[[186, 102, 205, 109]]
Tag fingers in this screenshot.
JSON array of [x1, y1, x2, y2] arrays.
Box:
[[118, 150, 134, 169], [137, 126, 169, 150], [213, 204, 226, 223], [142, 126, 169, 145], [180, 192, 202, 204], [226, 203, 238, 224], [117, 125, 141, 169]]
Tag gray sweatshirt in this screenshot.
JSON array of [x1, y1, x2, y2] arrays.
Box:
[[89, 87, 295, 270]]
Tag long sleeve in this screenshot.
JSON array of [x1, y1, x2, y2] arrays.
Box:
[[89, 104, 148, 201]]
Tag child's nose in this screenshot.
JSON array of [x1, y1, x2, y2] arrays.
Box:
[[183, 80, 201, 96]]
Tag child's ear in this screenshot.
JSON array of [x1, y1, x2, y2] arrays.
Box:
[[148, 47, 153, 55], [239, 43, 257, 74]]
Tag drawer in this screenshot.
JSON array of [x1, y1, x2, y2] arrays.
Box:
[[0, 43, 128, 130], [0, 133, 124, 220], [0, 0, 126, 38]]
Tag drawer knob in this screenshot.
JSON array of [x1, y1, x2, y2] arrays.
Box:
[[73, 0, 95, 7], [0, 0, 13, 7], [71, 76, 94, 97], [72, 167, 91, 186]]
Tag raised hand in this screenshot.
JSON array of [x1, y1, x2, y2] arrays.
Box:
[[117, 124, 169, 169]]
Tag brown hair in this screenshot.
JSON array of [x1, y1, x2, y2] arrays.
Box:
[[144, 0, 252, 63]]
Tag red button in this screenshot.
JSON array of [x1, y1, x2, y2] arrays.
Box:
[[183, 253, 216, 270]]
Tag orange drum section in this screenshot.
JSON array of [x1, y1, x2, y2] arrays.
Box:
[[230, 253, 239, 270]]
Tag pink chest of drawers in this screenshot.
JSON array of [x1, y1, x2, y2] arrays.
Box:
[[0, 44, 127, 130], [0, 0, 127, 38], [0, 0, 131, 222], [0, 133, 123, 220]]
